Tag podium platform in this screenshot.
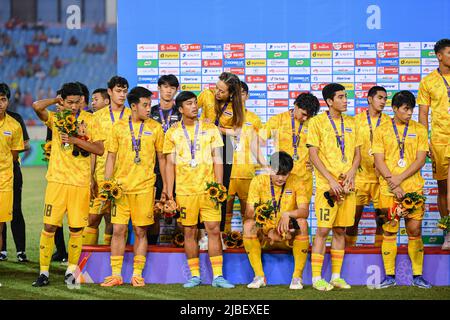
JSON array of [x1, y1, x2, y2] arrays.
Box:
[[78, 245, 450, 286]]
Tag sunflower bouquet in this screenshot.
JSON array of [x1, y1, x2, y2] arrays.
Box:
[[41, 140, 52, 162], [222, 231, 243, 249], [437, 216, 450, 232], [96, 180, 123, 208], [54, 110, 78, 149], [384, 192, 426, 233], [324, 174, 353, 207], [254, 200, 276, 230], [206, 182, 228, 208], [172, 230, 185, 248]]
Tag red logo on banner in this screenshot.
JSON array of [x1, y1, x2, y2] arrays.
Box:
[[267, 83, 289, 91], [377, 50, 399, 58], [355, 91, 368, 99], [180, 44, 201, 51], [311, 43, 333, 50], [355, 83, 377, 91], [289, 91, 309, 99], [378, 67, 399, 74], [246, 75, 267, 83], [355, 59, 376, 66], [362, 212, 376, 219], [333, 42, 354, 50], [400, 74, 421, 82], [159, 44, 180, 51], [223, 51, 245, 59], [425, 204, 439, 212], [224, 43, 245, 51], [224, 67, 245, 75], [151, 92, 159, 99], [271, 99, 289, 107], [202, 60, 223, 67], [311, 83, 328, 91], [424, 188, 439, 196], [355, 107, 368, 114], [361, 229, 376, 235], [377, 42, 399, 50]]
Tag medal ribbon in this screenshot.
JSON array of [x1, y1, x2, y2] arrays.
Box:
[[214, 102, 229, 126], [129, 116, 144, 160], [159, 106, 174, 133], [391, 118, 409, 162], [270, 178, 286, 216], [437, 68, 450, 102], [181, 120, 200, 163], [366, 109, 382, 145], [326, 111, 345, 161], [109, 106, 125, 124], [290, 110, 303, 159]]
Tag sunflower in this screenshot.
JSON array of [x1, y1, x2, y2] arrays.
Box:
[[98, 193, 108, 201], [45, 152, 51, 158], [208, 187, 219, 198], [217, 192, 227, 202], [64, 123, 77, 133], [230, 231, 241, 241], [225, 240, 235, 248], [56, 119, 65, 127], [414, 199, 424, 208], [236, 239, 243, 248], [219, 184, 227, 193], [437, 223, 447, 230], [255, 206, 263, 216], [44, 141, 52, 151], [256, 213, 267, 225], [111, 186, 122, 199], [173, 232, 184, 247], [261, 204, 269, 212], [100, 181, 113, 192], [401, 198, 414, 209], [66, 115, 76, 124]]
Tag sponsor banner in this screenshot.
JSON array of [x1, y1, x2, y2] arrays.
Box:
[[289, 51, 311, 59]]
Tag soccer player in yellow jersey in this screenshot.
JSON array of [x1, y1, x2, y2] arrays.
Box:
[[307, 83, 362, 291], [225, 81, 262, 232], [100, 87, 165, 287], [0, 86, 24, 286], [373, 90, 432, 289], [346, 86, 390, 247], [31, 83, 105, 287], [244, 151, 311, 289], [91, 88, 110, 112], [83, 77, 130, 246], [418, 39, 450, 250], [164, 91, 234, 288]]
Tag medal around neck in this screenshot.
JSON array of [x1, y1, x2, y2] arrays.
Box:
[[398, 159, 406, 168], [190, 159, 198, 168]]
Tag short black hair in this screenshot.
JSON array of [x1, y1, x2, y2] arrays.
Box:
[[60, 82, 83, 99], [240, 81, 249, 94], [93, 88, 110, 101], [107, 76, 129, 90], [0, 83, 11, 99], [367, 85, 387, 99], [434, 39, 450, 54], [127, 86, 152, 106], [158, 74, 179, 88], [270, 151, 294, 176], [294, 92, 320, 117], [76, 81, 89, 104], [322, 83, 346, 107], [175, 91, 197, 109], [392, 90, 416, 109]]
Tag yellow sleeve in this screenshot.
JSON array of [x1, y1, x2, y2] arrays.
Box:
[[246, 177, 260, 206], [446, 144, 450, 159], [211, 125, 224, 149], [163, 128, 176, 154], [198, 89, 216, 122], [417, 79, 431, 106], [154, 124, 164, 153], [306, 117, 320, 148], [372, 126, 384, 154], [258, 116, 276, 141], [417, 124, 429, 153], [11, 123, 24, 151], [44, 111, 54, 128], [108, 124, 119, 153]]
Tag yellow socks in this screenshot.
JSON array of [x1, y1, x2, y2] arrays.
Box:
[[187, 257, 200, 278], [82, 226, 99, 245], [374, 234, 383, 247], [330, 249, 345, 278], [39, 230, 55, 274], [408, 236, 424, 276], [243, 236, 264, 277], [311, 253, 324, 280], [210, 255, 223, 278], [132, 255, 146, 277], [382, 235, 397, 275], [111, 255, 124, 277], [292, 235, 309, 278], [104, 233, 112, 245], [67, 230, 83, 273], [345, 235, 357, 247]]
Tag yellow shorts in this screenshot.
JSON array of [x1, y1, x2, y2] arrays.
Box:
[[380, 194, 424, 233], [228, 178, 252, 201], [43, 182, 89, 228], [0, 191, 13, 223], [315, 190, 356, 228], [431, 143, 449, 181], [177, 193, 221, 226], [111, 191, 154, 227], [356, 182, 380, 208], [89, 197, 111, 215]]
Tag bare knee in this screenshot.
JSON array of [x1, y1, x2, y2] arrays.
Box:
[[133, 226, 147, 239], [113, 224, 127, 237], [44, 224, 58, 233]]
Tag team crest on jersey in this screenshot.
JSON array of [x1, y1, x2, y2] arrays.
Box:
[[407, 133, 416, 138], [3, 131, 11, 136], [143, 131, 152, 136], [345, 128, 353, 133], [285, 189, 293, 195]]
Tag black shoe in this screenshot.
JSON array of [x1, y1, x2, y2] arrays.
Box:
[[17, 252, 29, 263], [51, 251, 68, 262], [64, 273, 76, 285], [0, 253, 8, 261], [32, 274, 49, 287]]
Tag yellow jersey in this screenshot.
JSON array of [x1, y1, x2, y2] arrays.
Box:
[[0, 115, 24, 191], [44, 111, 100, 187], [306, 112, 362, 191], [417, 69, 450, 145], [108, 117, 164, 194], [354, 111, 391, 184], [259, 110, 312, 180], [372, 119, 428, 195], [93, 106, 131, 183], [230, 110, 262, 179], [163, 120, 224, 196]]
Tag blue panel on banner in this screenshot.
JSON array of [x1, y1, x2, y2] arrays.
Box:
[[202, 44, 223, 51], [289, 75, 310, 83], [355, 43, 377, 50], [355, 99, 369, 106], [224, 59, 245, 67], [138, 76, 158, 83], [377, 59, 399, 66], [249, 91, 267, 99]]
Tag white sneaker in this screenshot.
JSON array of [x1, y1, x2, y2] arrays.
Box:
[[221, 235, 227, 250], [442, 233, 450, 250], [289, 277, 303, 290], [198, 235, 209, 250], [247, 276, 266, 289]]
